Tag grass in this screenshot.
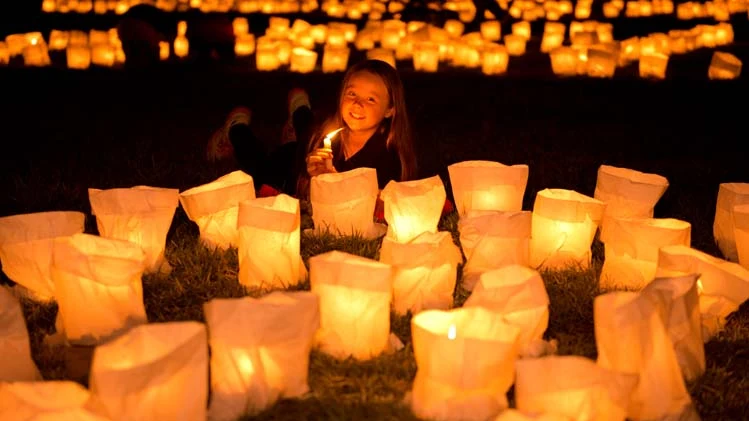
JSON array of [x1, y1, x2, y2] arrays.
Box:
[[1, 67, 748, 420]]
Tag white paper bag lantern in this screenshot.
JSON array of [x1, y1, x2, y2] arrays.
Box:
[[494, 409, 571, 421], [179, 171, 256, 249], [734, 204, 749, 269], [586, 47, 617, 78], [463, 265, 549, 355], [448, 160, 529, 217], [713, 182, 749, 261], [0, 381, 110, 420], [411, 307, 521, 421], [594, 165, 669, 232], [237, 194, 306, 290], [459, 210, 531, 290], [380, 175, 446, 243], [204, 291, 319, 420], [594, 291, 696, 421], [530, 189, 605, 271], [640, 274, 705, 382], [0, 211, 85, 301], [89, 186, 179, 274], [89, 321, 208, 421], [708, 51, 741, 80], [0, 286, 40, 381], [51, 233, 147, 345], [379, 231, 462, 316], [656, 245, 749, 341], [310, 168, 380, 237], [514, 355, 637, 421], [309, 250, 392, 360], [599, 217, 691, 290]]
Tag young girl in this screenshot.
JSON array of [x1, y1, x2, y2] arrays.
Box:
[[301, 59, 417, 197], [207, 59, 416, 199]]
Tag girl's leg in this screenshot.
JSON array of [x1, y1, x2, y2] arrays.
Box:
[[228, 122, 267, 191]]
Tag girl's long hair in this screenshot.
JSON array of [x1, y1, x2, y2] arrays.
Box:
[[297, 59, 417, 197]]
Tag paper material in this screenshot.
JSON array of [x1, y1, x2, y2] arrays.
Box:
[[237, 194, 307, 290], [594, 165, 668, 230], [599, 217, 691, 290], [732, 203, 749, 269], [464, 265, 550, 356], [0, 286, 41, 381], [310, 168, 380, 237], [379, 231, 462, 316], [89, 321, 208, 421], [713, 182, 749, 262], [309, 250, 393, 360], [411, 307, 521, 421], [514, 355, 637, 421], [179, 171, 256, 249], [594, 291, 696, 420], [656, 245, 749, 341], [204, 291, 319, 420], [381, 175, 446, 243], [0, 380, 111, 420], [0, 211, 85, 300], [530, 189, 605, 270], [51, 233, 147, 345], [459, 210, 531, 291], [448, 160, 529, 217], [89, 186, 179, 274]]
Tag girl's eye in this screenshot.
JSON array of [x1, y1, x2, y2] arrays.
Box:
[[367, 97, 375, 103], [346, 91, 356, 97]]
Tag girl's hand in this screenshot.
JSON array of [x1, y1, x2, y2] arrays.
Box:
[[306, 148, 335, 177]]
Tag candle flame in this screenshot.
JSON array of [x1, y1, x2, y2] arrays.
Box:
[[323, 127, 343, 149], [31, 38, 38, 46], [447, 324, 457, 340], [696, 279, 703, 294]]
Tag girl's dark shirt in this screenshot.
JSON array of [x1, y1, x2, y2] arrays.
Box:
[[332, 130, 402, 189]]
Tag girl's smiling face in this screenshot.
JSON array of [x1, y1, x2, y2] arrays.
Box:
[[340, 70, 394, 137]]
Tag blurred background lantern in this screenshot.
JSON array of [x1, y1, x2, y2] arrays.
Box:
[[714, 182, 749, 261]]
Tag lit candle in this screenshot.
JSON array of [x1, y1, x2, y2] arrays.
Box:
[[447, 323, 457, 340], [323, 127, 343, 151]]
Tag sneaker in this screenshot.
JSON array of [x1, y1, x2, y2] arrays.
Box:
[[206, 106, 251, 162], [281, 88, 311, 145]]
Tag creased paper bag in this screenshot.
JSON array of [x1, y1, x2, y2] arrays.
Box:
[[179, 171, 256, 249], [514, 355, 637, 421], [411, 307, 521, 421], [530, 189, 605, 271], [594, 165, 668, 234], [204, 291, 319, 421], [594, 291, 697, 421], [89, 321, 208, 421], [381, 175, 446, 243], [733, 203, 749, 269], [0, 380, 111, 421], [0, 211, 85, 301], [0, 286, 40, 381], [89, 186, 179, 274], [640, 274, 705, 382], [463, 265, 549, 357], [493, 409, 572, 421], [310, 168, 380, 237], [656, 244, 749, 342], [379, 231, 462, 316], [51, 233, 147, 345], [459, 210, 531, 291], [237, 194, 306, 290], [309, 250, 392, 360], [599, 217, 691, 290], [713, 183, 749, 262], [448, 160, 529, 217]]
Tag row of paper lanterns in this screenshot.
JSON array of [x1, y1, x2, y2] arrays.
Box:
[[0, 29, 125, 68], [0, 164, 747, 342], [0, 272, 711, 420], [2, 164, 747, 419]]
